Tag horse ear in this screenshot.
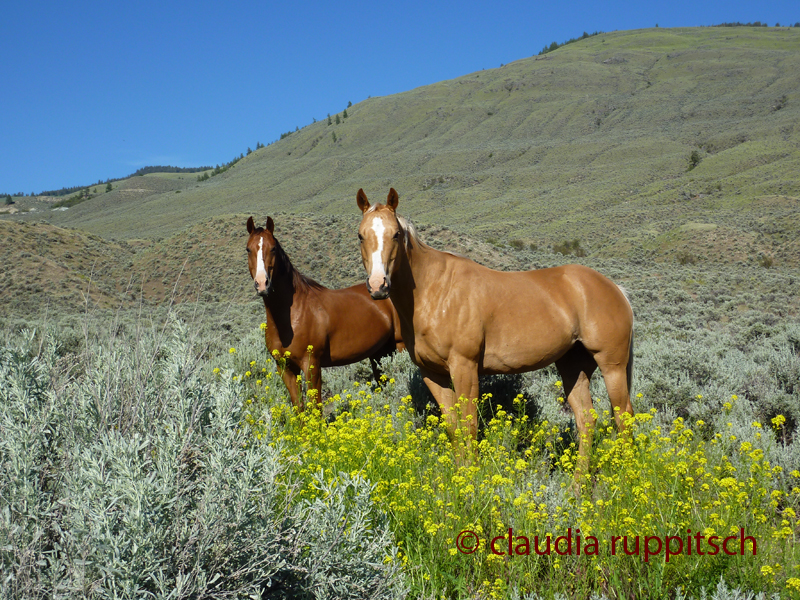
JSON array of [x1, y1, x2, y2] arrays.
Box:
[[387, 188, 399, 211], [247, 216, 255, 234], [265, 216, 274, 233], [356, 188, 371, 213]]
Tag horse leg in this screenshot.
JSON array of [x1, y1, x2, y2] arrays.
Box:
[[555, 345, 598, 487], [597, 360, 634, 433], [419, 366, 473, 455], [448, 356, 480, 443], [304, 356, 323, 409], [369, 356, 382, 384], [419, 359, 479, 464], [420, 367, 455, 425], [279, 362, 303, 411]]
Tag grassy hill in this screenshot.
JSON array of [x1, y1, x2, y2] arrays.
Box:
[[2, 25, 800, 320], [6, 26, 795, 267], [0, 211, 569, 318]]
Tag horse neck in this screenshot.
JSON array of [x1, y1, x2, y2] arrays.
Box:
[[261, 255, 302, 320], [390, 238, 445, 317]]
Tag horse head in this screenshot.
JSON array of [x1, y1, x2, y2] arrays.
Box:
[[246, 216, 277, 297], [356, 188, 403, 300]]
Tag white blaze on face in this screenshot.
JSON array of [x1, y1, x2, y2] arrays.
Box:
[[368, 215, 388, 292], [255, 236, 268, 288]]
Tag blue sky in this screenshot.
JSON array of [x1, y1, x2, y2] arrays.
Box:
[[1, 0, 796, 195]]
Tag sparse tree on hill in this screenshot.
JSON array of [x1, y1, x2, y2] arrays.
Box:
[[106, 182, 113, 192], [4, 195, 13, 205], [335, 114, 341, 125], [343, 109, 348, 119], [688, 150, 702, 170]]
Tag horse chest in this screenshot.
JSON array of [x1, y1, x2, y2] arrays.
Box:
[[412, 343, 449, 371], [410, 323, 459, 369]]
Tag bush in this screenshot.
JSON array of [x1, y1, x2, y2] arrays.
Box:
[[0, 318, 405, 599], [689, 150, 702, 170], [552, 239, 587, 257]]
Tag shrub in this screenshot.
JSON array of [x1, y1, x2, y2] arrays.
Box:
[[0, 319, 405, 599], [553, 239, 587, 257]]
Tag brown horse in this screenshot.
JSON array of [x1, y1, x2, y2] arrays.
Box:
[[356, 189, 634, 475], [246, 216, 404, 409]]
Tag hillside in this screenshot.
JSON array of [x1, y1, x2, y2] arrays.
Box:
[[0, 212, 569, 317], [4, 26, 795, 269], [2, 26, 800, 323]]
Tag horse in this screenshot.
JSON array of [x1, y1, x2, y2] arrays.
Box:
[[246, 216, 404, 410], [355, 189, 634, 477]]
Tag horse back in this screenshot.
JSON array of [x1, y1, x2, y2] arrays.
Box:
[[413, 259, 632, 373]]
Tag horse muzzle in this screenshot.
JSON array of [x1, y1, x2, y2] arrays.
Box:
[[366, 279, 390, 300], [254, 278, 271, 297]]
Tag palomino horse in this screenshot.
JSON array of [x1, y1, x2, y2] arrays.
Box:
[[356, 189, 634, 475], [246, 216, 404, 409]]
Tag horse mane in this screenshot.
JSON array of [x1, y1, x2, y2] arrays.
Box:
[[396, 214, 427, 253], [255, 226, 325, 291], [395, 214, 471, 258], [275, 238, 325, 291]]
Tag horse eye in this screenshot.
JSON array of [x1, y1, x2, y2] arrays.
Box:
[[358, 233, 364, 242], [246, 247, 251, 253], [393, 231, 400, 240]]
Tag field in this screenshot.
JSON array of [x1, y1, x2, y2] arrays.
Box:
[[1, 25, 799, 600], [2, 230, 799, 598]]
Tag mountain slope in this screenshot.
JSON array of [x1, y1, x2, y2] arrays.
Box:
[[10, 26, 800, 267]]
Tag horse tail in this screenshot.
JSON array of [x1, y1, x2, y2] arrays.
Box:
[[616, 283, 634, 400], [627, 329, 634, 401]]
